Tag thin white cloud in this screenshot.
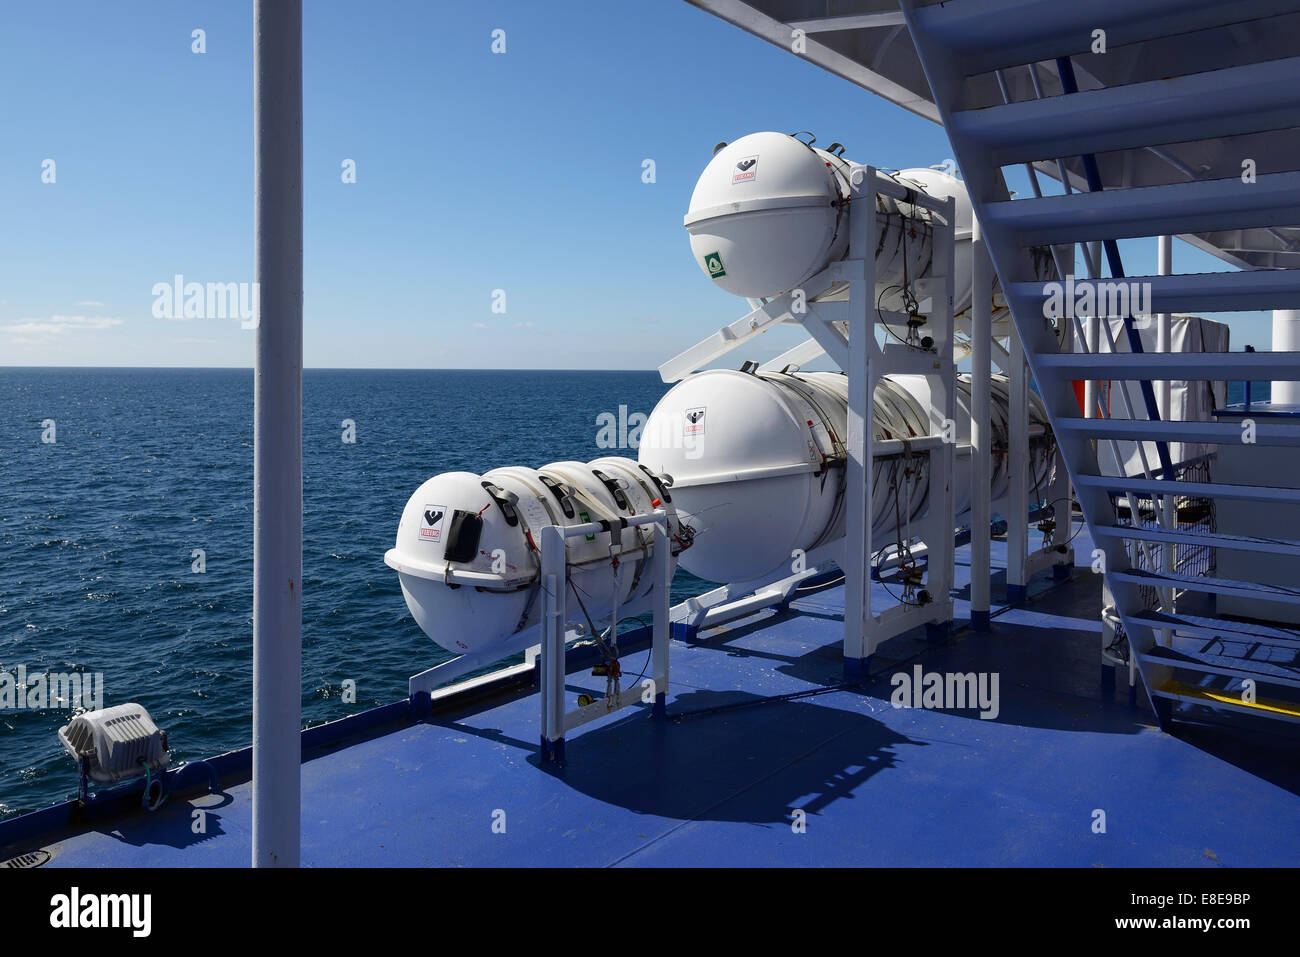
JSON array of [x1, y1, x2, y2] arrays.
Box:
[[1, 315, 125, 341]]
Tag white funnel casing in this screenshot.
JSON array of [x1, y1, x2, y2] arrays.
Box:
[[637, 369, 1053, 584], [385, 456, 683, 657]]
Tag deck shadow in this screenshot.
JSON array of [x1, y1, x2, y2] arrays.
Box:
[[533, 688, 922, 825], [1168, 719, 1300, 797], [87, 797, 230, 850], [685, 594, 1152, 738]]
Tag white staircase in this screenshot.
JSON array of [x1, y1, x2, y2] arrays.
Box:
[[901, 0, 1300, 729]]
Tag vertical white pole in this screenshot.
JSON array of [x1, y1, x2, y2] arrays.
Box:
[[1156, 236, 1173, 421], [843, 169, 874, 671], [541, 525, 566, 755], [652, 518, 670, 718], [970, 217, 992, 629], [1084, 316, 1100, 419], [539, 553, 553, 742], [937, 198, 957, 612], [252, 0, 302, 869], [1273, 310, 1300, 405], [1157, 236, 1175, 629], [1007, 324, 1028, 601]]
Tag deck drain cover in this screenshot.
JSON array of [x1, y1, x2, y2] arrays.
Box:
[[1, 849, 52, 868]]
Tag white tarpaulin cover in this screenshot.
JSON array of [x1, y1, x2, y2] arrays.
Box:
[[1069, 315, 1230, 477]]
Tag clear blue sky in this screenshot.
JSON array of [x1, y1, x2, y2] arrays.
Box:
[[0, 0, 1273, 369]]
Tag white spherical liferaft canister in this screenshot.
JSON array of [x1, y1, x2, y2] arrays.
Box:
[[684, 132, 948, 304], [385, 456, 682, 658]]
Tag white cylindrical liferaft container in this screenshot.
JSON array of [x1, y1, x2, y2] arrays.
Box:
[[684, 132, 935, 305], [385, 455, 682, 658], [637, 368, 1053, 584]]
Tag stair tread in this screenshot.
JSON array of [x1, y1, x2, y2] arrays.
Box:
[[949, 55, 1300, 166], [1010, 268, 1300, 315], [1152, 679, 1300, 720], [1057, 417, 1300, 445], [983, 171, 1300, 246], [1111, 567, 1300, 605], [1074, 475, 1300, 504], [1036, 350, 1300, 378], [1093, 523, 1300, 556], [913, 0, 1300, 77], [1130, 608, 1300, 643], [1143, 645, 1300, 687]]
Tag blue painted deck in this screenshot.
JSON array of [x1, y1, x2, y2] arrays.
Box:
[[6, 530, 1300, 867]]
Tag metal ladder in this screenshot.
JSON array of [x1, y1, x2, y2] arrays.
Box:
[[901, 0, 1300, 729]]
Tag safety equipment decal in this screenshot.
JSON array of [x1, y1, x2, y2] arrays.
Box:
[[420, 504, 447, 542], [684, 407, 706, 437], [731, 155, 758, 185]]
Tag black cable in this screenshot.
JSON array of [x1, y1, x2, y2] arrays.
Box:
[[567, 579, 613, 658], [1035, 495, 1087, 549], [606, 615, 654, 688]]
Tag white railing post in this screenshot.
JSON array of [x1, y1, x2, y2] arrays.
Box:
[[652, 518, 671, 719], [842, 168, 875, 674], [1007, 322, 1029, 602], [540, 524, 566, 763], [252, 0, 303, 870], [971, 216, 992, 630], [1157, 235, 1176, 641]]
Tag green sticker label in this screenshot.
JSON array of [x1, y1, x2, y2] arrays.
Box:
[[579, 509, 595, 542], [704, 251, 726, 279]]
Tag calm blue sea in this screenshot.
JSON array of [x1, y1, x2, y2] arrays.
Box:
[[0, 368, 713, 819]]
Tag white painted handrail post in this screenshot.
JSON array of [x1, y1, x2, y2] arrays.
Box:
[[1084, 316, 1100, 419], [842, 167, 876, 676], [1157, 235, 1176, 643], [652, 518, 671, 719], [540, 524, 566, 763], [1007, 323, 1029, 603], [252, 0, 303, 869], [970, 216, 992, 630], [1156, 236, 1173, 422]]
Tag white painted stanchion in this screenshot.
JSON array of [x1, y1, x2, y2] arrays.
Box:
[[252, 0, 303, 869], [1006, 324, 1029, 603], [651, 522, 670, 719], [1156, 236, 1173, 421], [1157, 236, 1176, 644], [970, 218, 992, 630], [539, 526, 566, 762], [1085, 316, 1100, 420]]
